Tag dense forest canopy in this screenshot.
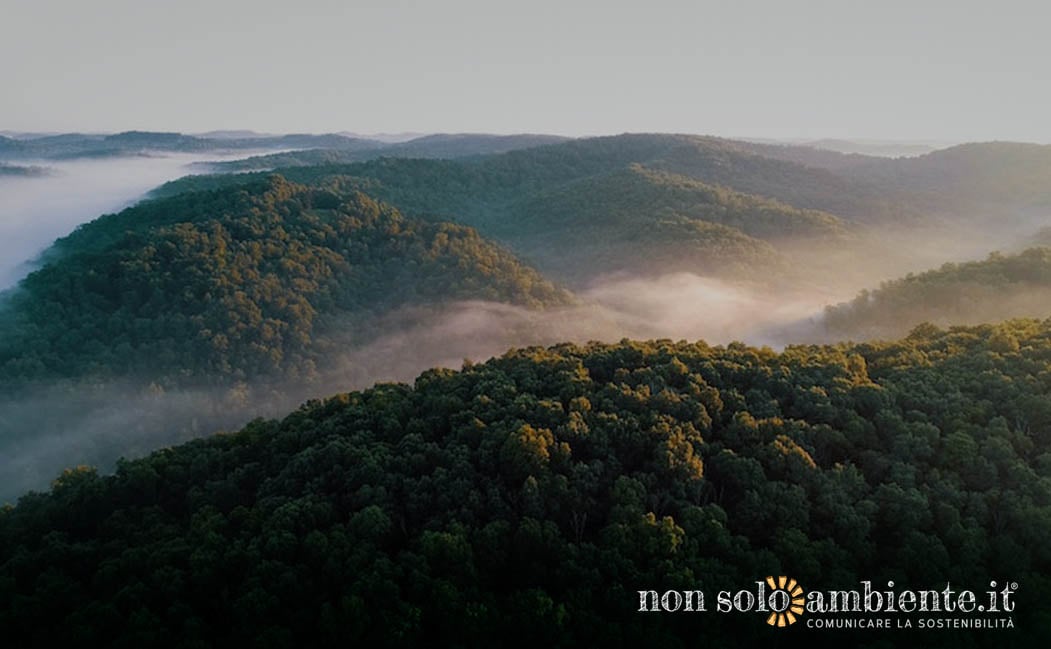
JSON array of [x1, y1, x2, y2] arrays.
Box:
[[0, 176, 569, 387], [156, 134, 916, 225], [151, 136, 873, 284], [823, 248, 1051, 340], [2, 325, 1049, 646], [5, 131, 1051, 646]]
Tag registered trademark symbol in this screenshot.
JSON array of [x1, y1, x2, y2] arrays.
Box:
[[979, 605, 985, 611], [1010, 582, 1018, 591]]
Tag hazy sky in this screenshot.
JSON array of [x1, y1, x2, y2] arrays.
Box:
[[3, 0, 1049, 141]]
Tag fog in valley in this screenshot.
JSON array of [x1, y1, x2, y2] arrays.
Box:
[[3, 147, 1051, 501], [0, 152, 276, 290], [0, 271, 841, 500]]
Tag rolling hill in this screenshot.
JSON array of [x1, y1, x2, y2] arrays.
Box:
[[153, 135, 868, 283], [843, 142, 1051, 222], [822, 247, 1051, 340], [157, 134, 917, 225], [0, 130, 568, 164], [0, 131, 383, 161], [202, 133, 571, 172], [746, 140, 1051, 227], [1, 327, 1048, 646], [0, 176, 570, 388]]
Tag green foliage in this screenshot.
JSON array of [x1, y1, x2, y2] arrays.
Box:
[[824, 248, 1051, 339], [2, 328, 1049, 646], [207, 134, 570, 172], [0, 176, 570, 386], [153, 135, 856, 282]]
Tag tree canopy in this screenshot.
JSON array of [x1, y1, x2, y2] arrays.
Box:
[[0, 175, 569, 387], [2, 324, 1049, 646], [823, 248, 1051, 340]]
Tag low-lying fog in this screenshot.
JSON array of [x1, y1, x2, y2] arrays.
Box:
[[0, 152, 266, 290], [0, 161, 1047, 501], [0, 272, 846, 501]]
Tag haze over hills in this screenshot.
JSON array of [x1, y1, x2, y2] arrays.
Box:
[[744, 137, 942, 158], [156, 134, 927, 288], [4, 130, 1051, 647], [0, 173, 578, 498], [7, 0, 1051, 643], [819, 247, 1051, 341], [153, 132, 1051, 296], [0, 130, 570, 164], [0, 162, 51, 177], [4, 131, 1051, 498], [201, 133, 571, 173], [744, 140, 1051, 228], [0, 176, 569, 388], [176, 133, 917, 226], [0, 131, 380, 161]]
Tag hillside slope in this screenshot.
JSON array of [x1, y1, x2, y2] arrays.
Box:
[[154, 135, 864, 283], [157, 134, 913, 224], [822, 247, 1051, 340], [0, 176, 569, 387], [205, 133, 571, 172], [1, 328, 1049, 646], [836, 142, 1051, 223]]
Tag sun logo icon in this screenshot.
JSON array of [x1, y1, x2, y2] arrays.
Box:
[[765, 576, 805, 627]]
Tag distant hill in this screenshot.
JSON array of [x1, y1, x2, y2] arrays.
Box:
[[0, 130, 385, 161], [0, 130, 572, 164], [803, 138, 938, 157], [494, 165, 847, 278], [151, 135, 884, 283], [841, 142, 1051, 220], [200, 133, 572, 172], [822, 247, 1051, 340], [0, 176, 570, 387], [0, 135, 23, 156], [158, 134, 920, 225], [746, 141, 1051, 226], [0, 162, 51, 177]]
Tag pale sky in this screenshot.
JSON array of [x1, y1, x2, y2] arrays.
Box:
[[3, 0, 1049, 142]]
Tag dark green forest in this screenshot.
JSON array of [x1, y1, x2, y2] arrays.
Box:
[[155, 134, 913, 226], [0, 176, 568, 387], [3, 326, 1050, 647], [153, 135, 864, 282], [824, 248, 1051, 340], [5, 132, 1051, 647]]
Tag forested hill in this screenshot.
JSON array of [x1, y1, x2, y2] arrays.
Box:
[[152, 135, 863, 282], [0, 176, 570, 387], [844, 142, 1051, 211], [0, 130, 568, 163], [746, 140, 1051, 223], [2, 325, 1049, 647], [496, 165, 846, 278], [155, 133, 915, 225], [822, 247, 1051, 340], [206, 133, 571, 172]]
